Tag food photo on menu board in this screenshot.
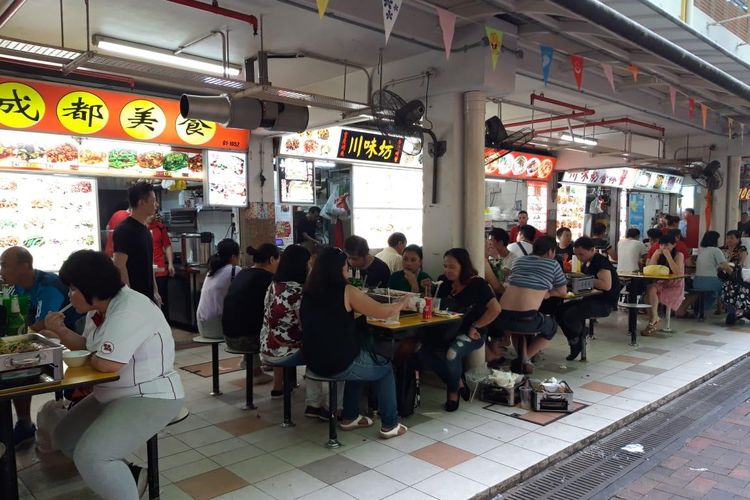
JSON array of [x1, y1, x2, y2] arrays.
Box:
[[484, 149, 556, 180], [280, 128, 340, 160], [205, 150, 248, 207], [0, 172, 99, 271], [278, 158, 314, 204]]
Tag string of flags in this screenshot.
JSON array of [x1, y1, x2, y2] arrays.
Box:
[[314, 2, 743, 138]]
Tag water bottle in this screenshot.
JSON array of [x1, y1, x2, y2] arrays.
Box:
[[7, 296, 27, 336]]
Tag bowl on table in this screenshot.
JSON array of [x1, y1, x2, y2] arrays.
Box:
[[63, 350, 91, 367]]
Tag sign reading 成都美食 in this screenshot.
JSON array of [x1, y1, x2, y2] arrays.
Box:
[[0, 77, 247, 150]]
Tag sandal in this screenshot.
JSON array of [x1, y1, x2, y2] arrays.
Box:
[[379, 423, 408, 439], [640, 320, 660, 336], [339, 415, 373, 431]]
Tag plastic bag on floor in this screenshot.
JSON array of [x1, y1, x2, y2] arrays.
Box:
[[36, 399, 68, 454]]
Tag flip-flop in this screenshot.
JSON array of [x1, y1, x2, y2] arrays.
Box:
[[339, 415, 373, 431], [379, 423, 408, 439]]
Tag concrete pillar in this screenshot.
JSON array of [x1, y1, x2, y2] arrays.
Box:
[[463, 91, 487, 276]]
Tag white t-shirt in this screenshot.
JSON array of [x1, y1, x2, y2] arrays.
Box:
[[617, 239, 648, 273], [84, 287, 185, 403], [696, 247, 726, 276], [374, 247, 403, 273], [196, 264, 237, 322], [508, 241, 533, 258]]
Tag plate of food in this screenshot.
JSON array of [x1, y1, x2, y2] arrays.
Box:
[[136, 152, 164, 169], [78, 149, 108, 167], [163, 152, 188, 172], [512, 155, 526, 176], [108, 149, 137, 169], [525, 157, 541, 178], [46, 143, 78, 164]]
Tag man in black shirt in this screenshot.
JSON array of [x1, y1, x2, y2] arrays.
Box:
[[591, 222, 616, 261], [555, 227, 574, 271], [296, 207, 321, 251], [344, 235, 391, 288], [555, 237, 621, 361], [113, 182, 159, 303]]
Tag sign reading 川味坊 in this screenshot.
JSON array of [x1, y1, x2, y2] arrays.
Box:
[[0, 78, 247, 151], [337, 129, 403, 164]]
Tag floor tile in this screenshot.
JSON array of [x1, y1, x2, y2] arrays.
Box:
[[694, 339, 726, 347], [161, 458, 221, 483], [300, 455, 371, 485], [609, 354, 649, 364], [413, 470, 487, 500], [581, 381, 628, 395], [335, 470, 407, 500], [159, 450, 205, 471], [450, 456, 518, 487], [255, 468, 328, 500], [253, 430, 309, 452], [435, 410, 491, 430], [578, 404, 633, 421], [560, 412, 614, 432], [596, 395, 650, 412], [375, 455, 443, 485], [472, 419, 530, 441], [159, 484, 196, 500], [212, 484, 275, 499], [216, 415, 275, 436], [156, 436, 192, 457], [482, 443, 547, 470], [626, 364, 669, 375], [510, 432, 571, 456], [272, 439, 340, 467], [409, 419, 466, 441], [195, 437, 247, 457], [380, 429, 436, 453], [382, 488, 437, 500], [214, 443, 267, 466], [298, 486, 357, 500], [410, 442, 475, 469], [174, 467, 249, 500], [442, 430, 503, 455], [571, 387, 615, 403], [166, 414, 213, 435], [174, 425, 234, 448], [341, 441, 405, 468], [683, 329, 714, 336], [634, 346, 670, 355], [227, 454, 295, 483], [535, 422, 595, 443]]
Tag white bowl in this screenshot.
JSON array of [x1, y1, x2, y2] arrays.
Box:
[[63, 350, 91, 367]]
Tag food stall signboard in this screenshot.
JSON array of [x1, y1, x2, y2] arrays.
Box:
[[0, 77, 247, 151], [556, 183, 587, 239], [740, 186, 750, 201], [561, 167, 638, 189], [338, 129, 403, 164], [484, 149, 556, 180], [634, 170, 683, 194], [204, 150, 248, 207], [278, 158, 315, 204]]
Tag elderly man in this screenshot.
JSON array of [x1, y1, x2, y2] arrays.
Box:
[[375, 232, 407, 273], [0, 246, 81, 446]]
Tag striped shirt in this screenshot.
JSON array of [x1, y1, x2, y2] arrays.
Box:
[[509, 255, 567, 291]]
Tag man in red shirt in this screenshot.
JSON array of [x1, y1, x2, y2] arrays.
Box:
[[149, 213, 175, 315], [509, 210, 544, 242], [104, 204, 130, 257], [648, 229, 690, 260]]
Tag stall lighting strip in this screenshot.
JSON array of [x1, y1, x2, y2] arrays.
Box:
[[560, 133, 598, 146], [0, 38, 81, 60]]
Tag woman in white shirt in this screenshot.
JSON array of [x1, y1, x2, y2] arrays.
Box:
[[45, 250, 184, 500], [196, 239, 240, 339]]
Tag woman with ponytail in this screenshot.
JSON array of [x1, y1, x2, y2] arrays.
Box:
[[196, 239, 240, 339]]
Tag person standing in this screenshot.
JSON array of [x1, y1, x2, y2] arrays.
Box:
[[149, 213, 175, 315], [0, 246, 82, 446], [375, 232, 407, 273], [679, 208, 694, 238], [739, 212, 750, 235], [297, 207, 321, 251], [104, 201, 130, 257], [113, 182, 159, 304], [509, 211, 544, 243], [555, 227, 574, 272], [344, 235, 391, 288]]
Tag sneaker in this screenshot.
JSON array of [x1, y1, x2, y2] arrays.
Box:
[[304, 406, 322, 419], [13, 422, 35, 449], [271, 389, 283, 399], [128, 463, 147, 499]]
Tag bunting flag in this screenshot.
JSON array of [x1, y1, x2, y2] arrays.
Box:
[[570, 55, 584, 91], [728, 117, 734, 139], [669, 86, 677, 115], [540, 46, 554, 86], [627, 64, 639, 83], [601, 63, 615, 93], [316, 0, 329, 18], [382, 0, 403, 45], [436, 8, 456, 61], [688, 97, 696, 119], [700, 103, 709, 129], [485, 26, 503, 70]]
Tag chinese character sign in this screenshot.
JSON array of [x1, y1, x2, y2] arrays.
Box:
[[337, 129, 403, 164], [0, 82, 45, 129], [120, 99, 167, 140], [176, 116, 217, 145], [57, 91, 109, 134]]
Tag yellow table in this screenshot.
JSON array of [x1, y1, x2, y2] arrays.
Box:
[[0, 362, 119, 500], [367, 313, 463, 332]]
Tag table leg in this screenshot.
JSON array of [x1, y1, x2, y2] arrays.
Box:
[[210, 344, 222, 396], [243, 356, 256, 410], [0, 399, 19, 500], [628, 285, 638, 347], [662, 307, 673, 334]]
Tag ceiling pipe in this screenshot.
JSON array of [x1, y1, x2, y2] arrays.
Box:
[[546, 0, 750, 104], [0, 0, 26, 29], [165, 0, 258, 35], [533, 117, 665, 138], [504, 93, 595, 128]]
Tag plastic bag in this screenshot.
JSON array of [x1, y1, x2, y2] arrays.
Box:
[[643, 264, 670, 277], [36, 399, 68, 454], [321, 184, 351, 221]]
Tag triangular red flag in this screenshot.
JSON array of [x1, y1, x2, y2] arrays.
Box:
[[570, 55, 584, 91], [436, 8, 456, 61], [700, 103, 709, 129], [669, 86, 677, 115], [688, 97, 695, 119]]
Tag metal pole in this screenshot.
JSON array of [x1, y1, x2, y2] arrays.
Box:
[[174, 32, 217, 55]]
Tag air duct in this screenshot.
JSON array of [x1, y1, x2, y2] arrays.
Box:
[[180, 94, 308, 132]]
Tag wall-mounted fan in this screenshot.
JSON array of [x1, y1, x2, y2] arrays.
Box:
[[691, 160, 723, 190]]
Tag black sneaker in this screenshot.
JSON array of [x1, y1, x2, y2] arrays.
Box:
[[270, 389, 283, 399], [128, 463, 147, 499], [304, 406, 321, 419]]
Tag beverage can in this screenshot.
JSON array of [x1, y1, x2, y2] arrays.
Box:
[[422, 297, 433, 320]]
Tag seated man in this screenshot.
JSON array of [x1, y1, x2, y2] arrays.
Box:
[[497, 236, 568, 374], [344, 235, 391, 288], [507, 224, 536, 258], [591, 222, 616, 261], [556, 237, 621, 361], [485, 227, 513, 296]]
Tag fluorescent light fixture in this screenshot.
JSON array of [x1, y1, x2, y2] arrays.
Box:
[[93, 35, 241, 77], [0, 53, 63, 67], [485, 178, 506, 183], [316, 162, 337, 169], [0, 37, 82, 59], [560, 133, 598, 146]]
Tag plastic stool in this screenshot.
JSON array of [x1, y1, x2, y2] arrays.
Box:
[[225, 347, 259, 410], [304, 370, 341, 448]]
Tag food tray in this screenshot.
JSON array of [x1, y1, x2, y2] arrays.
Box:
[[567, 273, 594, 293], [530, 380, 574, 412], [0, 333, 64, 381], [478, 377, 526, 406]]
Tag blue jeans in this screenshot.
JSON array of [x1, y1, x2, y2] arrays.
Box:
[[417, 333, 484, 393], [331, 349, 398, 429], [692, 276, 722, 312]]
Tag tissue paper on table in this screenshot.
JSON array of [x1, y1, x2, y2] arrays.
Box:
[[487, 369, 525, 388]]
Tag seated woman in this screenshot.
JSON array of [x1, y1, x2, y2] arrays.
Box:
[[300, 247, 408, 439], [676, 231, 725, 318], [499, 236, 568, 373], [387, 244, 432, 294], [260, 245, 343, 419], [421, 248, 501, 411], [45, 250, 184, 500], [642, 234, 685, 336], [720, 230, 750, 324], [196, 239, 240, 339]]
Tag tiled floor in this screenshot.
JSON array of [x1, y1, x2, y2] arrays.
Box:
[[11, 312, 750, 500]]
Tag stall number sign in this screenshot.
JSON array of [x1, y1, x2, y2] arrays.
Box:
[[0, 78, 247, 151], [338, 129, 403, 164], [740, 186, 750, 201]]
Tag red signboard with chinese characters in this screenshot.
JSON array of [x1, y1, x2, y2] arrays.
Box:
[[484, 148, 556, 180], [0, 77, 248, 151]]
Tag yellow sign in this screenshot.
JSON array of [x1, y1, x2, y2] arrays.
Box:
[[120, 99, 166, 140], [57, 91, 109, 134], [0, 82, 45, 129], [175, 116, 216, 145]]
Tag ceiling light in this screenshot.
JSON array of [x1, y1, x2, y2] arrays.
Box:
[[0, 53, 63, 67], [0, 37, 82, 59], [93, 35, 241, 77], [560, 133, 598, 146], [485, 178, 506, 183]]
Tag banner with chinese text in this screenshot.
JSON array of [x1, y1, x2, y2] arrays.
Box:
[[0, 77, 248, 151], [484, 149, 556, 181], [338, 129, 404, 164]]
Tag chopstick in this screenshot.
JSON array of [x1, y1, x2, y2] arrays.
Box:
[[58, 303, 73, 314]]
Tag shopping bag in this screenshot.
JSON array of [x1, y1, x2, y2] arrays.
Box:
[[36, 399, 69, 454]]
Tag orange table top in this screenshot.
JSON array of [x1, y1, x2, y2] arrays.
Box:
[[0, 362, 119, 399], [619, 272, 688, 280], [367, 313, 462, 331]]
